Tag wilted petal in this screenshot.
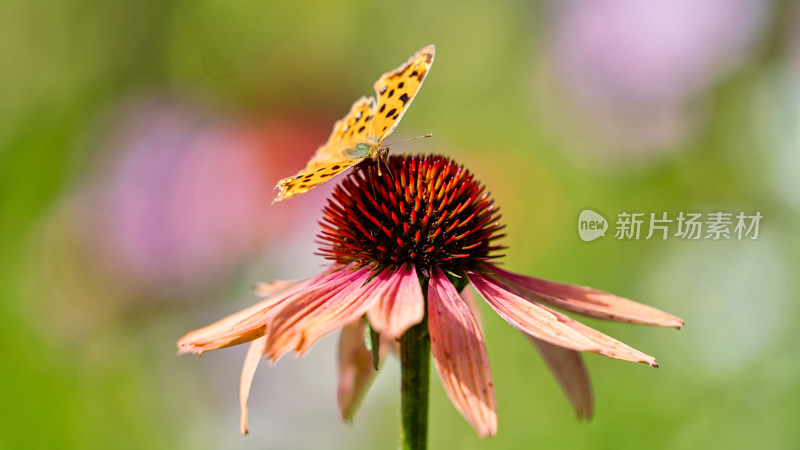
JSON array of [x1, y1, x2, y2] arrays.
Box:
[[240, 335, 268, 435], [366, 263, 424, 340], [337, 320, 378, 422], [266, 266, 378, 361], [528, 338, 593, 420], [484, 263, 684, 328], [429, 266, 497, 438], [177, 268, 335, 355], [470, 273, 658, 366]]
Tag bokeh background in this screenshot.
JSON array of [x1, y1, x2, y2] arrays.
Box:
[[2, 0, 798, 449]]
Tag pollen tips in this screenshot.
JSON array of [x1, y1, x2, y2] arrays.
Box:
[[316, 155, 504, 272]]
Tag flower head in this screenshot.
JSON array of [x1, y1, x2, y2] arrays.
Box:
[[178, 154, 683, 437], [317, 155, 505, 272]]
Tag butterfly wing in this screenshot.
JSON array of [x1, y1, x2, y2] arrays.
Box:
[[273, 45, 435, 203], [273, 96, 378, 203], [306, 96, 379, 168], [273, 159, 364, 203], [370, 45, 435, 142]]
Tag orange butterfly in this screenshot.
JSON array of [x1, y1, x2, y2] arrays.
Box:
[[273, 45, 435, 203]]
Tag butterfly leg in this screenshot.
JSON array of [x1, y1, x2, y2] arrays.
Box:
[[372, 146, 392, 180]]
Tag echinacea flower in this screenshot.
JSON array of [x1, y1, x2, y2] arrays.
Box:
[[178, 154, 683, 438]]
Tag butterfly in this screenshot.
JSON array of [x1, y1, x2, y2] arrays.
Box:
[[273, 45, 435, 203]]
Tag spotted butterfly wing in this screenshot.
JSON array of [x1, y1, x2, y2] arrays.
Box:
[[273, 97, 378, 202], [371, 45, 435, 141], [273, 45, 435, 203], [305, 96, 379, 168], [272, 160, 364, 201]]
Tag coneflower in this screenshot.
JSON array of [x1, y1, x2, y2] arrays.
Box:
[[178, 154, 682, 444]]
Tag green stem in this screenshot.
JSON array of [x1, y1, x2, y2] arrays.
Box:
[[400, 297, 430, 450]]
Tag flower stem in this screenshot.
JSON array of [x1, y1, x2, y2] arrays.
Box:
[[400, 301, 430, 450]]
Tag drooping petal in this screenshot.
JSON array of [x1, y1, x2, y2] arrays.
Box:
[[177, 296, 272, 355], [265, 266, 378, 361], [469, 273, 658, 366], [469, 273, 600, 352], [251, 280, 301, 297], [251, 265, 344, 297], [428, 266, 497, 438], [459, 286, 484, 331], [552, 312, 659, 366], [337, 320, 379, 422], [484, 263, 684, 328], [177, 268, 337, 355], [366, 263, 424, 340], [239, 335, 268, 435], [528, 338, 593, 420]]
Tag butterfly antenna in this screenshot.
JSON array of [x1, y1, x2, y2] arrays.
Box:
[[384, 133, 433, 147]]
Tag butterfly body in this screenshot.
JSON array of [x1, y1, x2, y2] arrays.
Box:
[[273, 45, 435, 203]]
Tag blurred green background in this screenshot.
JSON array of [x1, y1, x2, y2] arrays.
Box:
[[2, 0, 798, 448]]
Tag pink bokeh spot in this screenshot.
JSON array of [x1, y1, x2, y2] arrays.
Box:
[[87, 100, 331, 294], [107, 115, 269, 286], [554, 0, 767, 106]]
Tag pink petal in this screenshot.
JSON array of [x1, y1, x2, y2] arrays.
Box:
[[239, 335, 268, 435], [469, 273, 658, 366], [337, 320, 378, 422], [251, 265, 344, 297], [429, 266, 497, 438], [528, 338, 593, 420], [381, 332, 400, 357], [177, 268, 335, 355], [177, 289, 295, 355], [265, 266, 379, 361], [252, 279, 300, 297], [459, 286, 484, 331], [469, 273, 600, 352], [366, 263, 425, 340], [552, 312, 659, 366], [484, 263, 684, 328]]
